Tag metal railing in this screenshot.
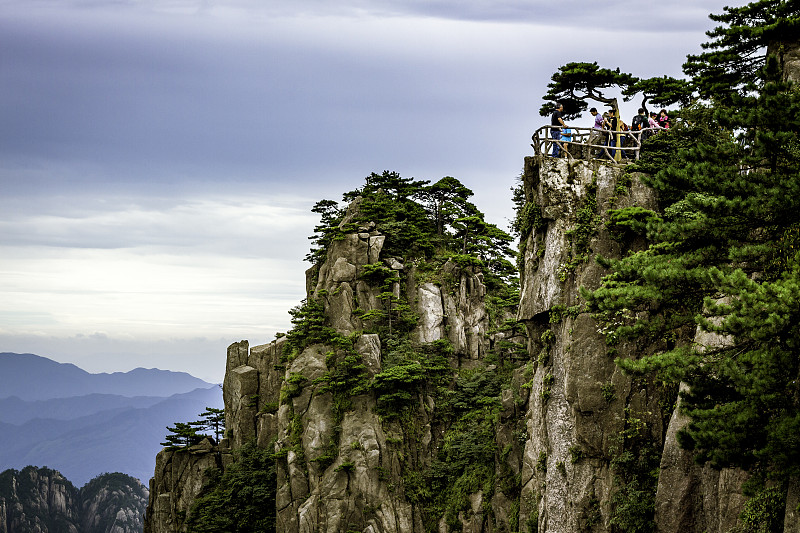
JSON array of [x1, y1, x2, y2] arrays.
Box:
[[532, 125, 663, 162]]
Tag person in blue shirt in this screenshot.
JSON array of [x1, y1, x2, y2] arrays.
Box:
[[561, 126, 573, 157]]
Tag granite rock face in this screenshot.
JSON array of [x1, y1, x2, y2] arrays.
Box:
[[516, 156, 800, 532], [143, 195, 524, 532], [255, 209, 504, 532], [143, 439, 230, 533], [653, 321, 750, 533], [0, 467, 147, 533], [144, 157, 798, 532], [516, 156, 675, 532], [771, 39, 800, 83]]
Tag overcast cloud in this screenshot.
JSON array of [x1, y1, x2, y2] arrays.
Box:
[[0, 0, 737, 382]]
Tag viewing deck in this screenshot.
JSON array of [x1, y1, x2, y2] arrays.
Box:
[[532, 125, 662, 163]]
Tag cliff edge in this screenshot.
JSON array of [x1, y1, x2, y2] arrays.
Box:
[[144, 162, 798, 532]]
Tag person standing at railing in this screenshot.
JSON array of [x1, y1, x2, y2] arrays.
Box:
[[600, 111, 612, 159], [588, 108, 604, 157], [561, 126, 573, 157], [551, 103, 566, 157], [658, 109, 670, 129], [630, 108, 649, 158], [650, 111, 665, 133], [632, 108, 648, 134], [607, 108, 619, 158], [619, 118, 630, 157]]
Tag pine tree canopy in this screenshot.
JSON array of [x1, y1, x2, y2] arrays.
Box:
[[306, 171, 517, 290], [539, 61, 636, 119], [585, 0, 800, 486], [684, 0, 800, 101], [161, 422, 204, 449], [540, 62, 694, 121], [623, 75, 694, 112], [162, 407, 227, 449]]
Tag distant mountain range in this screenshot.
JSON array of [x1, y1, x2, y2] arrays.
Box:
[[0, 352, 212, 400], [0, 352, 223, 486]]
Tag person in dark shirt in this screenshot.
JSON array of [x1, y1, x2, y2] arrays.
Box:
[[551, 103, 566, 157], [630, 107, 649, 157], [607, 108, 619, 158]]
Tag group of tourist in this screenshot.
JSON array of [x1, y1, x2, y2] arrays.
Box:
[[549, 102, 670, 159]]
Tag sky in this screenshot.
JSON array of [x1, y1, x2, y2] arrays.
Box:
[[0, 0, 733, 383]]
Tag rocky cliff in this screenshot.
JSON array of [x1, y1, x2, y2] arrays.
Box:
[[516, 156, 799, 533], [515, 156, 673, 532], [220, 200, 528, 532], [0, 467, 147, 533], [144, 162, 798, 532], [143, 438, 229, 533]]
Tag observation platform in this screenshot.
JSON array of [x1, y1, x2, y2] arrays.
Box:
[[532, 125, 662, 163]]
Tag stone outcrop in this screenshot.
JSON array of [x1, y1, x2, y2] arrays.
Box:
[[516, 156, 677, 532], [143, 439, 230, 533], [410, 260, 488, 360], [78, 473, 149, 533], [251, 209, 507, 532], [655, 386, 750, 533], [0, 467, 147, 533], [516, 156, 798, 532], [654, 321, 750, 533], [143, 194, 526, 532], [144, 155, 798, 532], [770, 39, 800, 83]]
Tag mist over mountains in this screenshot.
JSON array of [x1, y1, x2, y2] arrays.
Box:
[[0, 352, 223, 485]]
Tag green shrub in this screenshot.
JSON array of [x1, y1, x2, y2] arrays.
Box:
[[187, 441, 276, 533], [280, 372, 307, 404], [738, 485, 785, 533], [372, 362, 425, 417]]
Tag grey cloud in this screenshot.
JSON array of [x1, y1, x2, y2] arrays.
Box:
[[363, 0, 725, 31], [0, 0, 734, 380], [1, 9, 547, 200], [145, 0, 730, 30], [0, 194, 317, 258]]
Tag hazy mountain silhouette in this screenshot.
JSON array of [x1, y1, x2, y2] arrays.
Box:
[[0, 352, 213, 400], [0, 393, 173, 425], [0, 353, 224, 485]]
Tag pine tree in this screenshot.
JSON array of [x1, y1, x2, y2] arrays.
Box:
[[193, 407, 226, 443], [622, 75, 693, 113], [683, 0, 800, 101], [539, 61, 636, 120], [306, 199, 344, 263], [161, 422, 204, 449], [419, 176, 476, 237], [305, 172, 515, 281], [586, 1, 800, 491]]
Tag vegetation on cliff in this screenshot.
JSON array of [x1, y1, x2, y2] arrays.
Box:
[[186, 442, 276, 533], [183, 172, 525, 532], [308, 171, 517, 290], [567, 0, 800, 527], [161, 406, 226, 449]]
